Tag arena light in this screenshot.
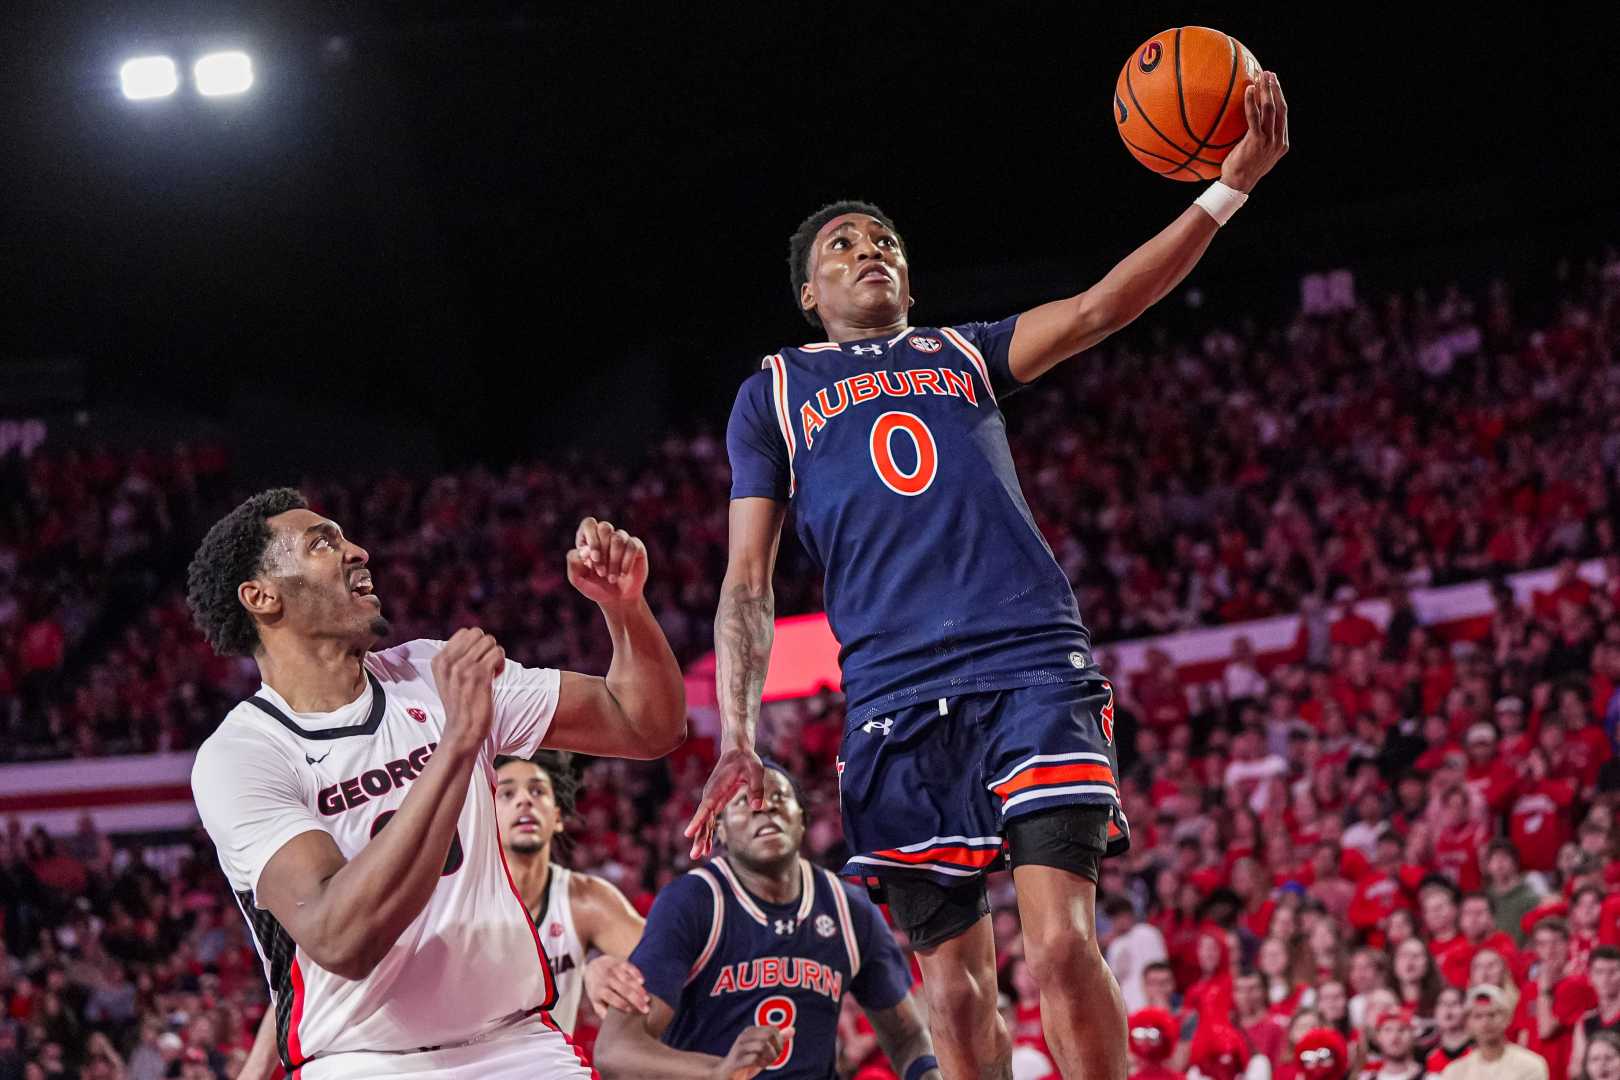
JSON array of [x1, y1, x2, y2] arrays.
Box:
[[193, 51, 254, 97], [120, 56, 179, 101]]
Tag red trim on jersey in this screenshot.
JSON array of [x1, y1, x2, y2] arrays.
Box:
[[539, 1010, 601, 1078], [491, 788, 559, 1011], [287, 957, 307, 1067]]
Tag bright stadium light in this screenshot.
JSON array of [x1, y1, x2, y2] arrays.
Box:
[[194, 51, 254, 97], [120, 56, 179, 100]]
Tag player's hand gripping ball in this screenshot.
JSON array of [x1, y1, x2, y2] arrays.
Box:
[[567, 517, 649, 604], [1114, 26, 1289, 190]]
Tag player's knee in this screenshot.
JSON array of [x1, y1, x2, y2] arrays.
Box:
[[921, 962, 997, 1026], [1023, 921, 1103, 991]]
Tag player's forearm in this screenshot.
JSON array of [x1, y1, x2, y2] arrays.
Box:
[[238, 1008, 280, 1080], [593, 1020, 726, 1080], [868, 1001, 942, 1080], [714, 575, 775, 749], [1085, 205, 1219, 337], [598, 595, 688, 757], [309, 742, 476, 977]]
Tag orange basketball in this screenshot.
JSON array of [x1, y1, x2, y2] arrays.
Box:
[[1114, 27, 1261, 181]]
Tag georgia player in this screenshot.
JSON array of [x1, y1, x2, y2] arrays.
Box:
[[189, 490, 685, 1079]]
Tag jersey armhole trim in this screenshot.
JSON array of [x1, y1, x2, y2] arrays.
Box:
[[821, 868, 863, 979], [686, 867, 726, 986], [761, 354, 797, 497]]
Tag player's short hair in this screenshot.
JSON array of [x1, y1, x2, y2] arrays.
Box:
[[787, 200, 902, 328], [186, 487, 310, 657], [494, 750, 580, 818]]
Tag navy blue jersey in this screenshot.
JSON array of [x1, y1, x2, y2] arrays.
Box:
[[631, 857, 912, 1079], [727, 319, 1094, 716]]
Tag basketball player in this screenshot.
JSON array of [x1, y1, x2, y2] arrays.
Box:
[[495, 751, 651, 1032], [187, 489, 685, 1079], [686, 72, 1290, 1080], [595, 762, 938, 1080]]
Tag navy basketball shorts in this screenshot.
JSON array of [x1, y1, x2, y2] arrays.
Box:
[[836, 676, 1130, 889]]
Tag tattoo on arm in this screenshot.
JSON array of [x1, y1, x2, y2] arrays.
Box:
[[715, 580, 774, 739]]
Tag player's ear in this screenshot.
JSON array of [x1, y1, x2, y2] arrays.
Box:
[[238, 578, 281, 621], [799, 280, 818, 320]]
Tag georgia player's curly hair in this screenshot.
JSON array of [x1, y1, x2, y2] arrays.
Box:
[[494, 750, 582, 820], [186, 487, 309, 657], [787, 199, 902, 328]]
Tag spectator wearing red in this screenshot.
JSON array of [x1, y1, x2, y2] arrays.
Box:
[[1128, 1007, 1184, 1080], [1185, 930, 1237, 1027], [1508, 748, 1578, 874], [1439, 893, 1521, 989], [1233, 971, 1288, 1068], [1424, 986, 1473, 1075], [1390, 937, 1445, 1040], [1349, 834, 1413, 949], [1418, 880, 1468, 971], [1512, 917, 1598, 1080], [1462, 723, 1518, 815], [1573, 886, 1607, 974], [1431, 790, 1487, 893]]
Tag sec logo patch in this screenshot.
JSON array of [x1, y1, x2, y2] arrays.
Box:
[[407, 707, 428, 724], [909, 335, 942, 354], [548, 921, 564, 938]]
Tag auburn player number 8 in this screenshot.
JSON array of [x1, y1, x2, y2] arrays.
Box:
[[753, 995, 796, 1070], [869, 411, 938, 496]]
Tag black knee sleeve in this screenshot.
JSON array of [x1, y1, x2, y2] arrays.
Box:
[[1005, 805, 1111, 883], [876, 874, 990, 951]]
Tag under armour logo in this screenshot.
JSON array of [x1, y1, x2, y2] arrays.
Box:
[[305, 750, 331, 766], [850, 344, 883, 356], [774, 919, 796, 935], [861, 718, 894, 735]]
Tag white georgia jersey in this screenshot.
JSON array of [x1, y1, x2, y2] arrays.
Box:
[[191, 639, 563, 1068], [534, 864, 586, 1033]]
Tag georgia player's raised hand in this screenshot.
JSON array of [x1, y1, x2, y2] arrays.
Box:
[[431, 627, 505, 757], [683, 743, 766, 860], [567, 517, 649, 606], [1221, 69, 1289, 193], [709, 1025, 793, 1080]]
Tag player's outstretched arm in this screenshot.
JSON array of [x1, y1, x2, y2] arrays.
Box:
[[250, 628, 504, 980], [575, 872, 652, 1015], [594, 997, 788, 1080], [1005, 71, 1290, 384], [684, 496, 787, 859], [865, 994, 942, 1080], [547, 518, 687, 760]]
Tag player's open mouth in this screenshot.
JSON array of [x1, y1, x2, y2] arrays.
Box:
[[857, 266, 891, 284], [754, 822, 784, 838], [514, 815, 540, 830], [350, 573, 374, 597]]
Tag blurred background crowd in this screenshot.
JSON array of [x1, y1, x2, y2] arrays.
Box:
[[3, 251, 1620, 1079]]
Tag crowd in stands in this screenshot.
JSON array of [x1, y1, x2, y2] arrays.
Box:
[[1, 250, 1619, 1078]]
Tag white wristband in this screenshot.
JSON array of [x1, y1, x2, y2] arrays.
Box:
[[1194, 181, 1248, 226]]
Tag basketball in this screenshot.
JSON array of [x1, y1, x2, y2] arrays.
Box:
[[1114, 27, 1261, 181]]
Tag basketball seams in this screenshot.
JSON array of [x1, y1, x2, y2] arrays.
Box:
[[1171, 29, 1242, 178], [1122, 59, 1196, 178]]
